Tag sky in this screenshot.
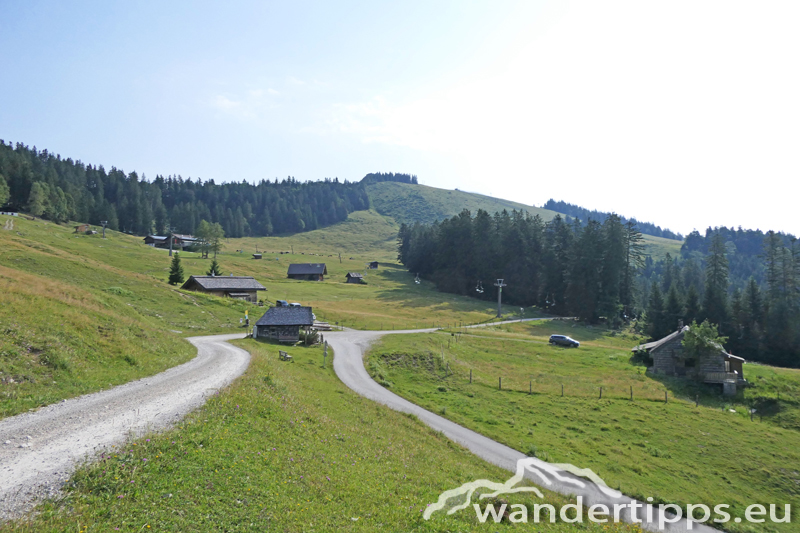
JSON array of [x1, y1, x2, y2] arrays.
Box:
[[1, 0, 799, 237]]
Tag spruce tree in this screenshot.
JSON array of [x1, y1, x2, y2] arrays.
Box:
[[168, 253, 185, 285], [206, 258, 222, 276], [0, 174, 9, 207]]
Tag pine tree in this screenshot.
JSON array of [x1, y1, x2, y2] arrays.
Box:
[[664, 285, 684, 332], [168, 253, 185, 285], [206, 258, 222, 276], [645, 281, 668, 339], [684, 285, 701, 325], [703, 232, 729, 330]]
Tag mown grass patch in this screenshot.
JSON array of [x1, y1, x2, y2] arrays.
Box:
[[366, 325, 800, 531], [5, 340, 643, 532]]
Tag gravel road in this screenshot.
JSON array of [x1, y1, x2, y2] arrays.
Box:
[[326, 323, 716, 532], [0, 333, 248, 520], [2, 321, 716, 531]]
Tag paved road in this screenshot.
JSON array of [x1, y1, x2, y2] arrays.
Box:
[[325, 322, 716, 532], [0, 334, 249, 520]]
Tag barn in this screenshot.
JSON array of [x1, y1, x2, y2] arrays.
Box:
[[632, 326, 746, 395], [254, 306, 314, 343], [180, 275, 266, 303], [345, 272, 364, 284], [287, 263, 327, 281]]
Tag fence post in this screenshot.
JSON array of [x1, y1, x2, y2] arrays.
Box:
[[665, 391, 668, 403], [529, 381, 532, 394], [599, 387, 603, 399], [470, 369, 472, 384], [561, 384, 564, 397], [695, 395, 699, 407], [630, 386, 633, 401], [499, 377, 502, 390]]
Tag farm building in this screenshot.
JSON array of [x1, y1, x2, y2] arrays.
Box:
[[180, 275, 266, 303], [345, 272, 364, 284], [144, 234, 199, 250], [74, 224, 91, 233], [254, 306, 314, 343], [368, 261, 379, 269], [632, 326, 746, 395], [287, 263, 327, 281]]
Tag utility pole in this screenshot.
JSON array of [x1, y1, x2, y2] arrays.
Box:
[[168, 226, 174, 257], [494, 278, 506, 318], [100, 220, 108, 239]]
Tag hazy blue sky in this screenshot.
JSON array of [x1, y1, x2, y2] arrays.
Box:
[[2, 1, 799, 236]]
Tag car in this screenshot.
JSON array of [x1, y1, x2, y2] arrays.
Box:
[[288, 302, 302, 307], [549, 334, 580, 348], [275, 300, 289, 307]]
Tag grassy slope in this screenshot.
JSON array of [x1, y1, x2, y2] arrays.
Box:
[[6, 341, 642, 533], [366, 181, 559, 225], [0, 211, 536, 417], [0, 216, 262, 418], [366, 322, 800, 531]]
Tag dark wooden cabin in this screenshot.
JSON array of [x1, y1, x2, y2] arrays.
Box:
[[287, 263, 327, 281], [254, 306, 314, 343], [180, 275, 266, 303], [346, 272, 364, 284]]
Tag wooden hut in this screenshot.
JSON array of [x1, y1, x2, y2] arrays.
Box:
[[74, 224, 91, 233], [254, 306, 314, 343], [632, 326, 746, 395], [346, 272, 364, 284], [368, 261, 379, 269], [287, 263, 327, 281], [180, 275, 266, 303]]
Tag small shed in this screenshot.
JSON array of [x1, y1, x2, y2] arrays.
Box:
[[180, 275, 266, 303], [346, 272, 364, 284], [253, 253, 262, 259], [254, 306, 314, 343], [74, 224, 91, 233], [368, 261, 379, 269], [632, 326, 746, 395], [287, 263, 327, 281]]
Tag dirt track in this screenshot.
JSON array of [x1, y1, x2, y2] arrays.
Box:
[[0, 333, 249, 520]]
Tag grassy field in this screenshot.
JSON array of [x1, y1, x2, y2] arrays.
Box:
[[0, 216, 260, 418], [0, 212, 538, 418], [365, 321, 800, 531], [4, 340, 645, 533]]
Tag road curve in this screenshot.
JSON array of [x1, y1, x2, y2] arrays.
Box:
[[325, 324, 715, 533], [0, 333, 248, 520]]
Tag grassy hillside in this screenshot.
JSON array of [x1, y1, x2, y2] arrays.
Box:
[[0, 212, 534, 418], [7, 340, 642, 532], [365, 322, 800, 531], [366, 181, 560, 225], [0, 216, 258, 418], [365, 182, 682, 259]]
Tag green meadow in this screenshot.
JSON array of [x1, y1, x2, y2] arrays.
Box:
[[5, 341, 644, 533], [0, 211, 529, 418], [365, 321, 800, 531]]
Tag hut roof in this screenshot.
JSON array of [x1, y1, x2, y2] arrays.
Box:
[[255, 306, 314, 326], [181, 275, 266, 291], [287, 263, 327, 275], [346, 272, 363, 279], [632, 326, 689, 352]]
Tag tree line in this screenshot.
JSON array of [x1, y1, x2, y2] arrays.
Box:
[[361, 172, 418, 184], [642, 229, 799, 367], [0, 141, 370, 237], [543, 199, 683, 240], [397, 209, 646, 325]]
